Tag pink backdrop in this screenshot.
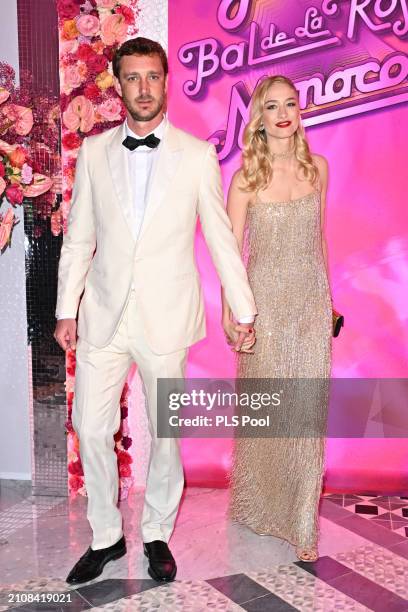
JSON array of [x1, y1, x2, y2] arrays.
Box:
[[168, 0, 408, 493]]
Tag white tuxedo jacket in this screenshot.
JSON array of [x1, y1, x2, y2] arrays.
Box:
[[56, 121, 257, 354]]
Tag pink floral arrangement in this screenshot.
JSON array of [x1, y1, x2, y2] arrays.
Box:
[[0, 87, 53, 252], [58, 0, 138, 498], [58, 0, 139, 233]]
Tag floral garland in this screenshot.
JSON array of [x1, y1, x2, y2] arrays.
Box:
[[57, 0, 139, 498]]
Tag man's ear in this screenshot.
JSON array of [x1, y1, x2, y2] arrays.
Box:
[[164, 74, 168, 95], [113, 76, 123, 98]]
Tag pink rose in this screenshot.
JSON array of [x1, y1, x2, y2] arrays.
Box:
[[100, 13, 127, 46], [97, 98, 122, 121], [119, 463, 131, 477], [63, 64, 83, 94], [62, 132, 82, 150], [87, 52, 108, 75], [76, 14, 100, 37], [59, 38, 79, 58], [0, 176, 6, 195], [63, 95, 95, 133], [96, 0, 116, 8], [115, 5, 134, 25], [21, 163, 33, 185], [0, 206, 15, 249], [68, 475, 83, 493], [117, 449, 132, 465], [23, 174, 53, 197], [2, 104, 33, 136], [68, 459, 84, 476], [57, 0, 80, 20], [84, 82, 101, 102], [77, 42, 95, 62], [6, 183, 24, 205]]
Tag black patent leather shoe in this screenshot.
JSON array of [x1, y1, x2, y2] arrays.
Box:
[[143, 540, 177, 582], [66, 536, 126, 585]]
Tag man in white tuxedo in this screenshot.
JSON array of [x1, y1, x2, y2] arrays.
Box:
[[55, 37, 256, 584]]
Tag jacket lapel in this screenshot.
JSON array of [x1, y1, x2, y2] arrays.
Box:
[[106, 123, 136, 241], [137, 122, 182, 244]]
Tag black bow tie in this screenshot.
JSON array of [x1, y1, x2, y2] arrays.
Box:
[[122, 134, 160, 151]]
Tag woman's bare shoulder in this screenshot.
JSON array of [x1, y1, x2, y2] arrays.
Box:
[[312, 154, 329, 187], [228, 168, 255, 207], [230, 168, 245, 188], [312, 153, 328, 172]]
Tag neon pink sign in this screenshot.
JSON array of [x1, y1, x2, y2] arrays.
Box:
[[177, 0, 408, 159], [168, 0, 408, 492]]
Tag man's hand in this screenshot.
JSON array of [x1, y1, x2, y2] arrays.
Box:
[[233, 322, 256, 353], [223, 317, 239, 345], [54, 319, 77, 351]]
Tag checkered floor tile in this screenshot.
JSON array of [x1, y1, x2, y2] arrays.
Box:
[[324, 494, 408, 538]]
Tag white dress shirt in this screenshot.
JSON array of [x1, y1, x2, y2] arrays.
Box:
[[125, 117, 166, 240]]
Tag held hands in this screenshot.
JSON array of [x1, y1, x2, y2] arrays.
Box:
[[223, 319, 256, 353], [54, 319, 77, 351]]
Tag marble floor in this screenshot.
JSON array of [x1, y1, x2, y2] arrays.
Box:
[[0, 481, 408, 611]]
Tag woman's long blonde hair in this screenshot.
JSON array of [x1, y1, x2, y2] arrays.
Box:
[[241, 75, 318, 193]]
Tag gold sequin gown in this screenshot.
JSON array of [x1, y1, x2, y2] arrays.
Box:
[[230, 191, 332, 549]]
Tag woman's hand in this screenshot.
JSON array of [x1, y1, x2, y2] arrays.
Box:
[[223, 319, 256, 353]]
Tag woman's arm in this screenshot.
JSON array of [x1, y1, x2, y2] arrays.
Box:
[[313, 154, 332, 300]]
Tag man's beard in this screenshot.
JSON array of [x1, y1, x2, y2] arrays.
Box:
[[125, 94, 165, 122]]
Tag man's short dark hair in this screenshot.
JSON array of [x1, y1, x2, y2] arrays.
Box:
[[112, 37, 168, 79]]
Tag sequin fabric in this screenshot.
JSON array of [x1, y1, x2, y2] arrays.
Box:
[[230, 191, 332, 549]]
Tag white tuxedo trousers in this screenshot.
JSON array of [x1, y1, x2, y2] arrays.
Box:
[[72, 290, 188, 549]]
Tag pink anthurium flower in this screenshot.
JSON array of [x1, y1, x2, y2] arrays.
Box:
[[0, 207, 15, 249], [23, 173, 53, 197], [63, 95, 95, 133], [0, 138, 16, 156], [2, 104, 34, 135]]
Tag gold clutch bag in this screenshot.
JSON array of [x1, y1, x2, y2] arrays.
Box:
[[332, 309, 344, 337]]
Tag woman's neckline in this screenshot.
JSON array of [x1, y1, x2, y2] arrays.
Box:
[[253, 190, 319, 206]]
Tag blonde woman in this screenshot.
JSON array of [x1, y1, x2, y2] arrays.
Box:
[[223, 76, 332, 561]]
